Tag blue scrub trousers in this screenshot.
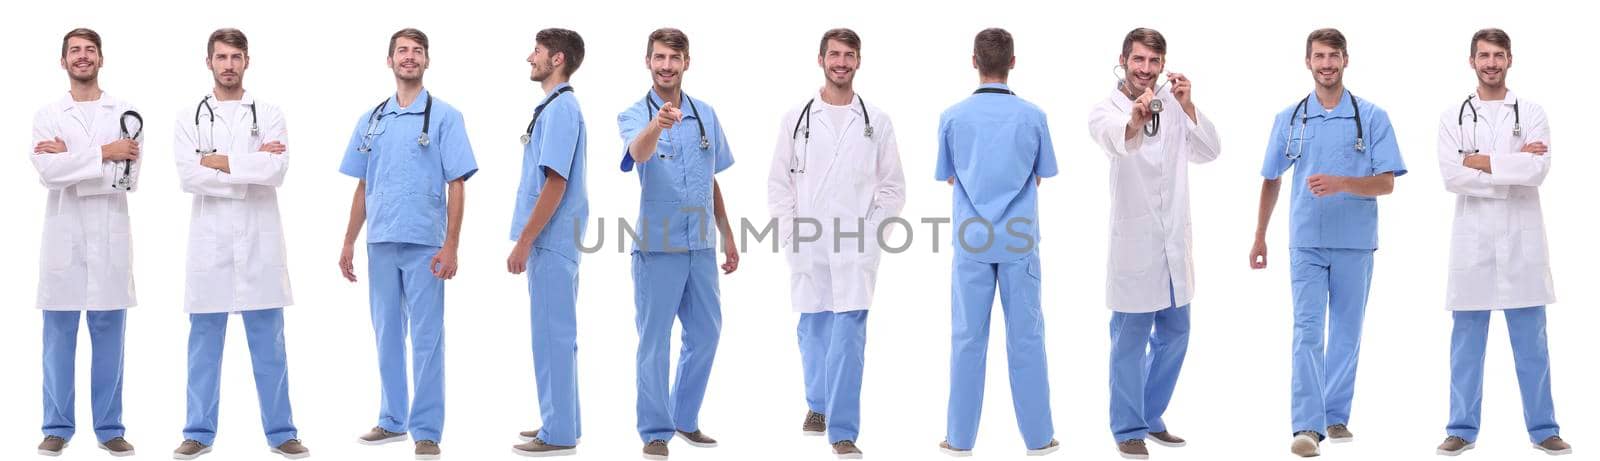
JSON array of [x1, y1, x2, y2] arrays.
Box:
[[798, 310, 869, 443], [1447, 306, 1560, 443], [632, 249, 721, 443], [1109, 282, 1190, 442], [1289, 247, 1373, 437], [184, 308, 298, 447], [946, 252, 1053, 450], [42, 309, 127, 443], [368, 242, 447, 443], [528, 248, 582, 446]]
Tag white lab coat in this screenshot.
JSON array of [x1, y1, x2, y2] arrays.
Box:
[[1088, 88, 1221, 313], [768, 92, 906, 313], [31, 92, 142, 310], [1437, 91, 1554, 311], [173, 92, 293, 313]]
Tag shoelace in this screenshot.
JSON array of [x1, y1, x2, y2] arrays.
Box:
[[807, 413, 825, 425]]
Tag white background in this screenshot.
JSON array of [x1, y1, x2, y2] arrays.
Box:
[[1, 0, 1593, 460]]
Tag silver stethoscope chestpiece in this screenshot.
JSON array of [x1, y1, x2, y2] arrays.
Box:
[[418, 133, 431, 147], [864, 125, 874, 138], [520, 134, 531, 145], [1149, 99, 1164, 114], [699, 136, 710, 150]]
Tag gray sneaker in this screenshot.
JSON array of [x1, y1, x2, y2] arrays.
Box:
[[642, 440, 669, 460], [1148, 431, 1186, 448], [1117, 439, 1149, 459], [1326, 424, 1353, 443], [1291, 432, 1321, 457], [359, 426, 408, 445], [273, 439, 310, 460], [1027, 439, 1060, 456], [173, 439, 211, 460], [99, 437, 135, 457], [38, 436, 67, 456], [833, 440, 863, 459], [512, 437, 576, 457], [675, 430, 717, 448], [1437, 436, 1474, 456], [803, 411, 827, 436], [1535, 436, 1572, 456], [939, 440, 972, 457], [415, 440, 441, 460]]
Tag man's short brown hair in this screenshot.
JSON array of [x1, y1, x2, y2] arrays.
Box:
[[1305, 28, 1348, 58], [974, 28, 1014, 79], [208, 28, 249, 56], [61, 28, 102, 58], [1470, 28, 1512, 56], [389, 28, 429, 57], [1121, 28, 1166, 57], [646, 27, 689, 57], [819, 28, 861, 56], [537, 28, 585, 76]]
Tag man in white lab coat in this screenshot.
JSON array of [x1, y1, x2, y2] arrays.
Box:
[[169, 28, 308, 460], [767, 28, 905, 460], [1087, 28, 1220, 460], [1434, 28, 1570, 457], [31, 27, 141, 458]]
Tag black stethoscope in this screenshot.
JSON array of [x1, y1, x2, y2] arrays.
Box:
[[644, 91, 709, 157], [114, 110, 142, 190], [357, 94, 432, 153], [522, 86, 574, 145], [788, 94, 874, 174], [1113, 65, 1172, 137], [1456, 94, 1522, 155], [1284, 92, 1364, 160], [192, 94, 259, 154]]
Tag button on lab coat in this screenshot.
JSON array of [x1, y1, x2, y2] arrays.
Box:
[[768, 93, 905, 313], [31, 92, 142, 310], [1437, 92, 1555, 311], [1088, 88, 1220, 313], [173, 92, 293, 313]]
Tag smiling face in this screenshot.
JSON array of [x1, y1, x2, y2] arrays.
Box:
[[818, 38, 860, 89], [646, 41, 688, 91], [208, 41, 248, 91], [1120, 41, 1165, 95], [529, 43, 559, 82], [1471, 39, 1511, 90], [60, 36, 103, 83], [388, 37, 428, 83], [1305, 41, 1347, 91]]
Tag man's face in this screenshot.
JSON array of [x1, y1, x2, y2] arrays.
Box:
[[529, 43, 559, 82], [1305, 41, 1347, 90], [61, 36, 103, 83], [207, 42, 248, 90], [1120, 42, 1165, 94], [818, 39, 860, 88], [1471, 40, 1511, 89], [387, 37, 428, 82], [646, 41, 688, 90]]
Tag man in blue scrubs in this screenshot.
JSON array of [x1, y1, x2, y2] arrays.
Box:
[[1249, 28, 1404, 458], [507, 28, 588, 458], [617, 27, 739, 461], [337, 28, 477, 461], [937, 28, 1059, 458]]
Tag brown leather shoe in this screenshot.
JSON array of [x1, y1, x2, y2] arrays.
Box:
[[98, 437, 135, 457], [642, 439, 669, 460], [1535, 435, 1572, 455], [833, 440, 863, 459], [1436, 436, 1474, 456], [1117, 439, 1149, 459], [803, 411, 827, 436], [37, 436, 67, 456], [675, 430, 718, 448], [415, 440, 441, 460], [273, 439, 310, 459], [359, 426, 408, 445], [173, 439, 211, 460], [1326, 424, 1353, 443], [513, 436, 575, 457], [1148, 431, 1186, 448]]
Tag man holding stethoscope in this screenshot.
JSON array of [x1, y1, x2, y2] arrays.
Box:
[[1432, 28, 1570, 457], [31, 27, 141, 458], [767, 27, 905, 460], [169, 28, 308, 460], [1250, 28, 1405, 458]]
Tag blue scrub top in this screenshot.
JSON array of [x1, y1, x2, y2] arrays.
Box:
[[512, 83, 588, 263], [339, 88, 479, 248], [617, 90, 734, 253], [1260, 89, 1406, 250], [935, 83, 1059, 263]]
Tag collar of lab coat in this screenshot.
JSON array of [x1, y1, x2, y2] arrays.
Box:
[[808, 89, 866, 117], [380, 87, 432, 116], [208, 90, 257, 107], [1300, 88, 1356, 119], [57, 91, 120, 113], [1471, 90, 1519, 120]]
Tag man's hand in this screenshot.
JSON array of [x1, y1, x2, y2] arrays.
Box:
[[655, 101, 682, 130], [720, 235, 740, 274], [1250, 238, 1269, 269], [200, 154, 231, 173], [261, 141, 287, 154], [340, 243, 359, 282], [101, 139, 140, 162], [34, 137, 67, 155], [507, 242, 532, 275], [1521, 141, 1548, 155], [431, 247, 459, 280], [1307, 174, 1347, 197]]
